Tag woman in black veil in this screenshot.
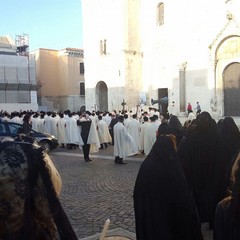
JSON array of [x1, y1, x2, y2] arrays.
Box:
[[0, 136, 77, 240], [218, 116, 240, 166], [178, 112, 229, 230], [214, 152, 240, 240], [133, 134, 203, 240]]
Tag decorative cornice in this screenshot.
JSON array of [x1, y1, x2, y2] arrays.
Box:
[[208, 19, 240, 49]]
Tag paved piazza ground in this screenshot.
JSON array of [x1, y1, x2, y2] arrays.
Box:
[[50, 145, 213, 240]]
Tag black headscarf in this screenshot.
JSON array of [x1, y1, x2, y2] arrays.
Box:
[[133, 135, 203, 240], [0, 137, 78, 240], [168, 115, 185, 146], [214, 153, 240, 240], [219, 116, 240, 164]]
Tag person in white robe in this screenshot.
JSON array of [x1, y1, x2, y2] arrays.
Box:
[[31, 113, 40, 131], [167, 101, 176, 116], [149, 107, 155, 117], [187, 110, 196, 121], [144, 115, 160, 155], [77, 114, 100, 161], [127, 114, 141, 151], [9, 112, 22, 124], [113, 115, 138, 164], [89, 112, 98, 127], [139, 116, 150, 154], [97, 115, 112, 149], [123, 114, 131, 132], [38, 114, 45, 132], [1, 112, 10, 122], [43, 112, 53, 135], [51, 113, 59, 139], [65, 112, 81, 149], [102, 112, 111, 126], [57, 113, 67, 148]]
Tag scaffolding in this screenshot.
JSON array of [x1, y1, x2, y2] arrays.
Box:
[[15, 33, 29, 56]]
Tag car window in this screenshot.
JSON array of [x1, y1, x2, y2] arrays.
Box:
[[8, 123, 22, 135], [0, 123, 7, 134]]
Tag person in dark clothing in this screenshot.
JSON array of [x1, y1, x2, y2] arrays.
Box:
[[133, 134, 203, 240], [218, 116, 240, 165], [178, 112, 229, 230], [22, 114, 32, 136], [109, 113, 118, 145], [77, 115, 92, 162], [214, 151, 240, 240], [157, 121, 174, 137], [168, 115, 186, 146]]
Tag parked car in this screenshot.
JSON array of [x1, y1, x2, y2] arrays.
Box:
[[0, 120, 58, 152]]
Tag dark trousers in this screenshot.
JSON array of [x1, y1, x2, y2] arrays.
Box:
[[82, 144, 90, 159]]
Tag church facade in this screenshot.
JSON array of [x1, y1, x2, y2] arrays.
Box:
[[82, 0, 240, 117]]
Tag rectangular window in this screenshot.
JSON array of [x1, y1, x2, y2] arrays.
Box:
[[100, 40, 103, 55], [79, 62, 84, 74], [157, 3, 164, 26], [80, 82, 85, 96]]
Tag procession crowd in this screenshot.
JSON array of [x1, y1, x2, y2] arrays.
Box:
[[1, 106, 240, 239]]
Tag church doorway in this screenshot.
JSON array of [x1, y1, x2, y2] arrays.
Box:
[[96, 81, 108, 112], [158, 88, 168, 115], [223, 62, 240, 116]]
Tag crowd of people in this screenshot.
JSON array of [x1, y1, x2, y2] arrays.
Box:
[[1, 106, 240, 239], [134, 111, 240, 240]]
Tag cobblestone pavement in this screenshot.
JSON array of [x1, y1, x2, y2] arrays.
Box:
[[50, 145, 213, 240]]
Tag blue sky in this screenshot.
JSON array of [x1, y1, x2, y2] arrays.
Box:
[[1, 0, 83, 51]]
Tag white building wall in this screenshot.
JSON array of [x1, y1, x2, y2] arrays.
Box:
[[141, 0, 228, 116], [82, 0, 240, 117], [82, 0, 127, 111]]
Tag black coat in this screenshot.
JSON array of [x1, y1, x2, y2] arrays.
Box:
[[77, 120, 91, 144], [214, 199, 240, 240], [133, 135, 203, 240], [178, 114, 229, 227]]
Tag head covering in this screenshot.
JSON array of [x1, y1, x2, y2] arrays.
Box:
[[0, 137, 77, 240], [133, 135, 203, 240], [219, 116, 240, 164], [178, 111, 229, 228], [168, 115, 185, 145], [214, 152, 240, 240]]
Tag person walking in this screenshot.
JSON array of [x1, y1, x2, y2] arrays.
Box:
[[139, 116, 150, 154], [113, 115, 138, 164], [167, 101, 176, 116], [57, 113, 67, 148], [77, 114, 100, 162], [109, 113, 118, 145], [178, 112, 229, 229], [134, 134, 203, 240], [214, 151, 240, 240], [187, 102, 192, 115], [22, 113, 32, 136], [65, 112, 80, 149], [97, 115, 112, 150], [128, 114, 141, 152], [143, 115, 160, 155], [195, 102, 201, 115]]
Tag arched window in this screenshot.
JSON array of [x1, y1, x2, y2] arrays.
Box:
[[157, 2, 164, 26]]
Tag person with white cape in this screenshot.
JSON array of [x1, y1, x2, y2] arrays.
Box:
[[77, 114, 100, 162], [113, 115, 138, 164]]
